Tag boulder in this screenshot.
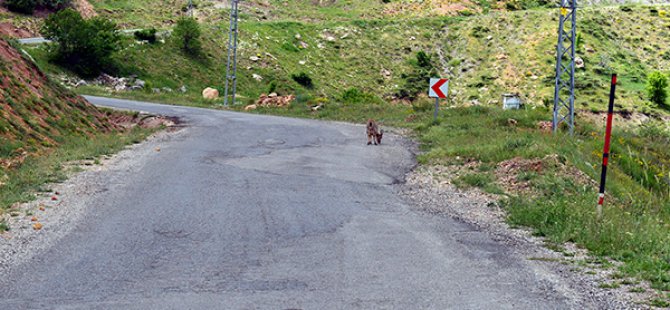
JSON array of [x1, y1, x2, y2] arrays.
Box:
[[575, 57, 585, 69], [244, 104, 258, 111], [202, 87, 219, 100]]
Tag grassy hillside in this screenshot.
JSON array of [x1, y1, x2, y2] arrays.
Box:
[[0, 38, 154, 226], [25, 4, 670, 122]]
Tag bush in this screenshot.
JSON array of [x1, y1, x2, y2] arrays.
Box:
[[647, 71, 668, 107], [397, 51, 437, 101], [4, 0, 37, 14], [134, 28, 158, 43], [4, 0, 71, 14], [42, 9, 121, 77], [291, 72, 313, 88], [173, 17, 202, 55], [339, 87, 383, 105], [42, 0, 71, 10]]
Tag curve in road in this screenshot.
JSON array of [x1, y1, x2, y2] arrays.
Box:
[[0, 96, 583, 309]]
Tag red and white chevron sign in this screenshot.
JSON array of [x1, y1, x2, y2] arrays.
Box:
[[429, 78, 449, 98]]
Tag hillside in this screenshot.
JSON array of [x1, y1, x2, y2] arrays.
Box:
[[0, 37, 162, 228], [0, 38, 115, 166], [22, 4, 670, 125]]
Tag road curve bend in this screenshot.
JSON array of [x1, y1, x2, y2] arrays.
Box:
[[0, 96, 583, 309]]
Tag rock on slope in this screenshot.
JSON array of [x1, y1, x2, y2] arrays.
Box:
[[0, 38, 116, 168]]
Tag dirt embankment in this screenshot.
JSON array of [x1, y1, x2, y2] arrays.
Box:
[[0, 37, 164, 170]]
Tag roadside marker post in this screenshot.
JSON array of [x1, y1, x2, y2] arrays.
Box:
[[597, 73, 617, 219], [429, 78, 449, 122]]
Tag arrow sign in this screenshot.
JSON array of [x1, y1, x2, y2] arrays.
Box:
[[429, 78, 449, 98]]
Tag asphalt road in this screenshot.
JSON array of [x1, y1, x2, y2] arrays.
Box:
[[0, 97, 579, 309]]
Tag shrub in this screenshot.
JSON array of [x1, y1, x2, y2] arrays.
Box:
[[291, 72, 313, 88], [4, 0, 37, 14], [4, 0, 71, 14], [134, 28, 158, 43], [42, 9, 121, 77], [173, 17, 202, 55], [397, 51, 437, 101], [339, 87, 383, 105], [43, 0, 71, 10], [646, 71, 668, 107]]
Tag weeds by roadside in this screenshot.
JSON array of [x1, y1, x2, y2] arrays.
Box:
[[0, 127, 155, 217]]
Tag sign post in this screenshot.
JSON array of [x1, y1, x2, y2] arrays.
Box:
[[597, 73, 617, 219], [429, 78, 449, 122]]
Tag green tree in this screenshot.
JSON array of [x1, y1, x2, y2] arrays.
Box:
[[173, 17, 202, 56], [42, 9, 121, 77], [647, 71, 669, 107]]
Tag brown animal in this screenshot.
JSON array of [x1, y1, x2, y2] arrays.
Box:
[[366, 119, 384, 145]]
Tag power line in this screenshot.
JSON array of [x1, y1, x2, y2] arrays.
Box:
[[224, 0, 240, 107], [552, 0, 577, 135]]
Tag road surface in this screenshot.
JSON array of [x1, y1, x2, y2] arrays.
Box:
[[0, 97, 581, 309]]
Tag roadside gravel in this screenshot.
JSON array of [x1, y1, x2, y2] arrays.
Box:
[[0, 128, 185, 277], [398, 164, 659, 310]]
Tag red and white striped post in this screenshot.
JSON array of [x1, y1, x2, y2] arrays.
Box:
[[597, 73, 617, 218]]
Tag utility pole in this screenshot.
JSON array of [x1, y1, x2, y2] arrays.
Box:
[[552, 0, 577, 135], [224, 0, 240, 106]]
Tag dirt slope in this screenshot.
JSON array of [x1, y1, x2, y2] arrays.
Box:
[[0, 38, 115, 168]]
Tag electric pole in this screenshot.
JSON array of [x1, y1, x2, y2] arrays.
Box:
[[552, 0, 577, 134], [224, 0, 240, 106]]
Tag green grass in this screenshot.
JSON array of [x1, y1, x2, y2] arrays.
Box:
[[413, 105, 670, 300], [453, 172, 505, 194], [25, 5, 670, 119], [599, 282, 622, 289], [0, 126, 155, 214]]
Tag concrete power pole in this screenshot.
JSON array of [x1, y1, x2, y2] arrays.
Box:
[[224, 0, 241, 106], [552, 0, 577, 134]]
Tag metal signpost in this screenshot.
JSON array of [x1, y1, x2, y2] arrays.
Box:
[[552, 0, 578, 134], [224, 0, 241, 106], [429, 78, 449, 122]]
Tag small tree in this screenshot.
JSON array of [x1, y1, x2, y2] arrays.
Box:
[[647, 71, 669, 107], [173, 17, 202, 56], [42, 9, 121, 77]]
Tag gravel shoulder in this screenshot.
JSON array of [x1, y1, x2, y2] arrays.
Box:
[[398, 164, 658, 309], [0, 127, 185, 277]]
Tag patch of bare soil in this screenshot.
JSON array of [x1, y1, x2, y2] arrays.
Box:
[[72, 0, 97, 18], [495, 155, 597, 196], [580, 109, 670, 128], [0, 22, 33, 38], [107, 114, 179, 130]]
